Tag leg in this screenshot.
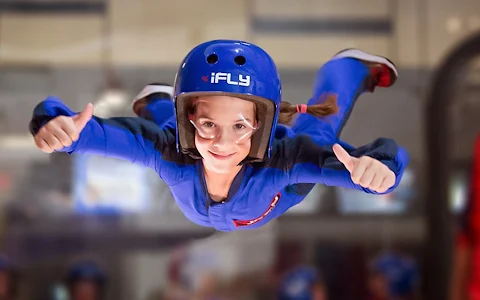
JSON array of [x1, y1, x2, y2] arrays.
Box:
[[291, 49, 397, 146], [132, 83, 176, 128], [286, 50, 398, 210]]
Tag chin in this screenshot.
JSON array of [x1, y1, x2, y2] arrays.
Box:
[[204, 159, 239, 174], [208, 163, 235, 174]]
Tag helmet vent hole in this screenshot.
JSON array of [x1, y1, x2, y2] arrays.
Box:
[[234, 56, 246, 66], [206, 54, 218, 64]]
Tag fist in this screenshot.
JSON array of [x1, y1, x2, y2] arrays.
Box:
[[333, 143, 396, 193], [34, 103, 94, 153]]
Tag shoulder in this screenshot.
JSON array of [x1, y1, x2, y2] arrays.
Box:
[[267, 134, 331, 167]]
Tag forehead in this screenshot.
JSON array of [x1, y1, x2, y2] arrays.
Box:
[[195, 96, 255, 117]]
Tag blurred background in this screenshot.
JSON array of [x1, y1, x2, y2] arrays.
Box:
[[0, 0, 478, 299]]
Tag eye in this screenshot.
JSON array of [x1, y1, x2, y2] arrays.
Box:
[[202, 121, 215, 128], [234, 123, 246, 130]]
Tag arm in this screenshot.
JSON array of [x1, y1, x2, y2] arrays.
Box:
[[30, 97, 181, 179], [273, 135, 408, 194]]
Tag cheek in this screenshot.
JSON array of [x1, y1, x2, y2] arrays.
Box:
[[236, 140, 251, 157], [194, 134, 210, 155]]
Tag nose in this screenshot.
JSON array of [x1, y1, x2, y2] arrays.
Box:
[[212, 128, 235, 149]]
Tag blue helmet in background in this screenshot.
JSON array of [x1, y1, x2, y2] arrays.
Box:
[[173, 39, 282, 162], [66, 260, 106, 287], [371, 253, 419, 297]]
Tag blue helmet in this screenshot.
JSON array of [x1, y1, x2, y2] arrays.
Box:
[[173, 39, 282, 162], [66, 260, 106, 285], [371, 253, 419, 297]]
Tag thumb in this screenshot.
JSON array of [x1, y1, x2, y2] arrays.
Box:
[[72, 103, 94, 132], [332, 143, 356, 173]]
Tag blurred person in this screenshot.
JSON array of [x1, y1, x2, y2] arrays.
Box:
[[273, 244, 326, 300], [222, 274, 260, 300], [277, 266, 327, 300], [163, 247, 190, 300], [0, 255, 19, 300], [451, 134, 480, 300], [367, 252, 419, 300], [192, 271, 228, 300], [65, 260, 106, 300], [30, 40, 407, 232]]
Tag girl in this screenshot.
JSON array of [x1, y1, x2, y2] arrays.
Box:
[[30, 40, 408, 232]]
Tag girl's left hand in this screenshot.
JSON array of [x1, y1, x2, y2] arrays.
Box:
[[332, 143, 396, 193]]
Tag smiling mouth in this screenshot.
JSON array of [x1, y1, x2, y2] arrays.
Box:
[[209, 151, 235, 160]]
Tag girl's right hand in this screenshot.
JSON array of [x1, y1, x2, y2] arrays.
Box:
[[34, 103, 94, 153]]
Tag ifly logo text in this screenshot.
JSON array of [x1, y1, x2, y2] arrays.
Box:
[[209, 72, 251, 87]]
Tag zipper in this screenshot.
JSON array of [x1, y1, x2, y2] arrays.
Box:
[[233, 192, 281, 227]]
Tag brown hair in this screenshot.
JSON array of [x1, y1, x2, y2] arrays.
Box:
[[185, 94, 338, 127], [278, 93, 339, 125]]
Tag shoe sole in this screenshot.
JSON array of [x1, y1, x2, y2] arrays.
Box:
[[332, 48, 398, 77], [133, 84, 174, 105]]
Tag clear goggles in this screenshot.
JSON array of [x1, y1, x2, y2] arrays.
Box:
[[189, 113, 260, 144]]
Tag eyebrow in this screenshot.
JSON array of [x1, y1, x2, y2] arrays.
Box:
[[196, 115, 252, 123]]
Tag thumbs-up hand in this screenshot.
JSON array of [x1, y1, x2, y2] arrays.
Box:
[[34, 103, 94, 153], [332, 143, 396, 193]]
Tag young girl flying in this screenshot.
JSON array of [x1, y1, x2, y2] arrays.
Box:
[[131, 47, 403, 220], [30, 40, 408, 232]]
